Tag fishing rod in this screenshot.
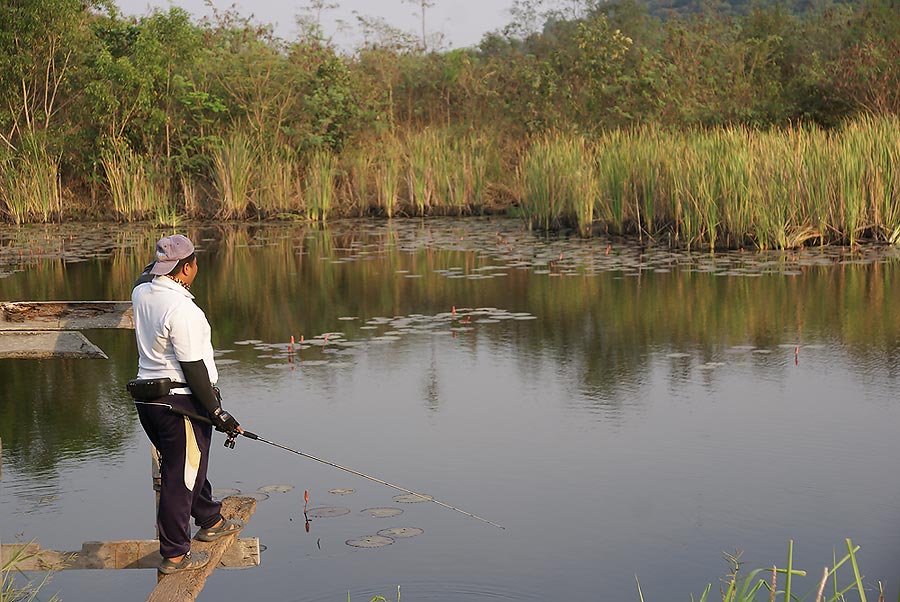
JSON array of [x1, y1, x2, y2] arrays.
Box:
[[161, 403, 506, 530]]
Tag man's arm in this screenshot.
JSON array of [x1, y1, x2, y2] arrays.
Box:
[[179, 360, 241, 435]]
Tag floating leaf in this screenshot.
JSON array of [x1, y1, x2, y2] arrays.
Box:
[[361, 507, 403, 518], [377, 527, 423, 539], [346, 535, 394, 548], [258, 484, 294, 493], [393, 494, 433, 504], [306, 506, 351, 518]]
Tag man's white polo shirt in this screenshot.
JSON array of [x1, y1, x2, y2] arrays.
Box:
[[132, 276, 218, 386]]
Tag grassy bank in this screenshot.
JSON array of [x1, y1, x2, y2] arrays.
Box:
[[2, 116, 898, 250]]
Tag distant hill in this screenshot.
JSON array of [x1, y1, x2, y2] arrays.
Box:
[[615, 0, 859, 18]]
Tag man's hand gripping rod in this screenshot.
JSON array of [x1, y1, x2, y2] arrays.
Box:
[[166, 404, 506, 530]]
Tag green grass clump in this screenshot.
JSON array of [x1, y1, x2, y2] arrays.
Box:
[[213, 132, 256, 219], [1, 542, 61, 602], [304, 149, 337, 222], [0, 137, 62, 225], [519, 134, 598, 237], [102, 138, 168, 222], [638, 540, 877, 602], [516, 116, 900, 249]]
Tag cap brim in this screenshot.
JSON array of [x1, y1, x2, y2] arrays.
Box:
[[149, 260, 177, 275]]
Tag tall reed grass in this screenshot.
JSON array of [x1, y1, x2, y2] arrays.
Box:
[[0, 137, 62, 224], [374, 139, 402, 217], [102, 138, 168, 222], [9, 117, 898, 249], [518, 135, 598, 237], [304, 150, 337, 221], [516, 115, 900, 248], [213, 132, 256, 219], [406, 130, 436, 215], [256, 149, 303, 217]]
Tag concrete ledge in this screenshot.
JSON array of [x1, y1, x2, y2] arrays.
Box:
[[1, 537, 259, 570], [0, 331, 109, 359], [0, 301, 133, 331]]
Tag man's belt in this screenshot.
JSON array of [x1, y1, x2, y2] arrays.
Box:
[[127, 378, 189, 401]]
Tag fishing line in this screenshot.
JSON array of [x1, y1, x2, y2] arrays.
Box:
[[137, 401, 505, 530]]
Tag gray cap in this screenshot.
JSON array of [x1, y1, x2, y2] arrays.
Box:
[[149, 235, 195, 275]]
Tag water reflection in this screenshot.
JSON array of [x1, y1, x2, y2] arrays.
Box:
[[4, 219, 900, 600], [3, 219, 900, 479]]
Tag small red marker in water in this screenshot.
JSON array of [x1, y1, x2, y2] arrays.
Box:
[[605, 244, 611, 255], [451, 306, 456, 316]]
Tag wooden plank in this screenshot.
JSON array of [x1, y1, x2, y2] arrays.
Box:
[[0, 538, 259, 571], [0, 331, 109, 359], [148, 496, 258, 602], [0, 301, 133, 331]]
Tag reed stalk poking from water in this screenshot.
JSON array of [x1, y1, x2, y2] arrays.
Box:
[[636, 539, 876, 602]]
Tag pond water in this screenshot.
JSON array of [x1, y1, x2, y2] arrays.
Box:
[[3, 218, 900, 601]]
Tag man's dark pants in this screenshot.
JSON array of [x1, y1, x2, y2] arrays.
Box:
[[136, 394, 223, 558]]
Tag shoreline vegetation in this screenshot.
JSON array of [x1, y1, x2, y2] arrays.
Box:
[[0, 539, 886, 602], [1, 0, 899, 249]]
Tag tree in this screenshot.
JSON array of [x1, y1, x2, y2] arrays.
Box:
[[403, 0, 435, 51], [0, 0, 100, 151]]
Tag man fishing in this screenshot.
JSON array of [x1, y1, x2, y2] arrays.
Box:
[[128, 234, 244, 574]]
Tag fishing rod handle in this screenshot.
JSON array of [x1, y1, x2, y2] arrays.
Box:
[[166, 405, 258, 440]]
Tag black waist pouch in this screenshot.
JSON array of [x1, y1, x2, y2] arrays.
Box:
[[127, 378, 186, 401]]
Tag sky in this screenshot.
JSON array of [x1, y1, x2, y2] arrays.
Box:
[[115, 0, 519, 51]]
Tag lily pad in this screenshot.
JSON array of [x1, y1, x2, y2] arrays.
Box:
[[377, 527, 424, 539], [213, 488, 241, 498], [258, 484, 294, 493], [392, 494, 433, 504], [346, 535, 394, 548], [361, 507, 403, 518], [306, 506, 351, 518], [328, 488, 355, 495]]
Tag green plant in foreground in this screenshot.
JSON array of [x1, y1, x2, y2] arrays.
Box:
[[637, 540, 875, 602], [1, 542, 60, 602]]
